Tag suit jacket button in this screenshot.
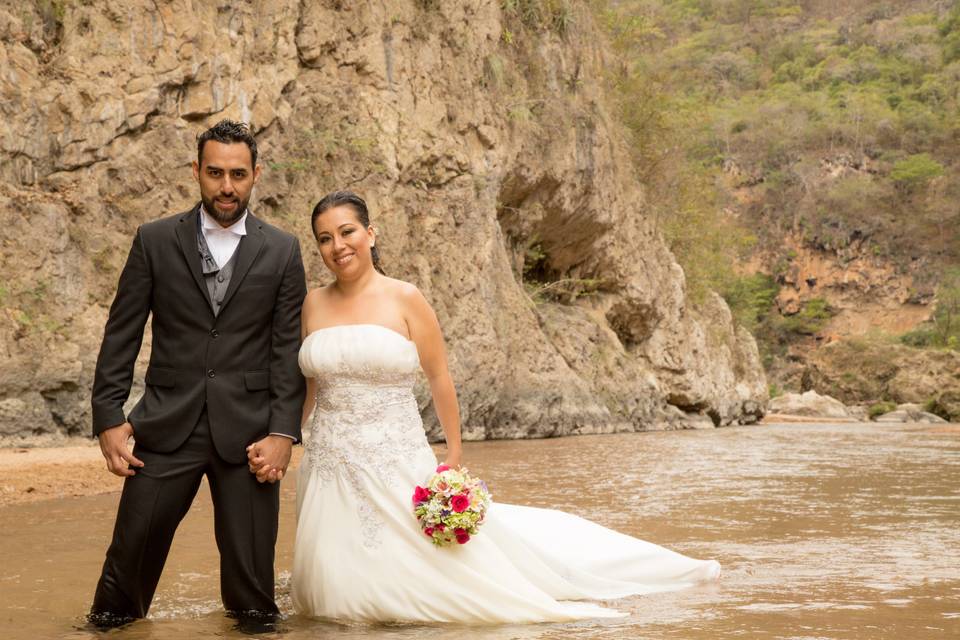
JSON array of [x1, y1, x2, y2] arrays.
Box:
[[207, 369, 216, 378], [210, 329, 219, 338]]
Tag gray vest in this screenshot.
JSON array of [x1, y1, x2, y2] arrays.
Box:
[[197, 217, 240, 317]]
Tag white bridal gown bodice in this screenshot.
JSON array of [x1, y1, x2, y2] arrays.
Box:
[[292, 324, 720, 623]]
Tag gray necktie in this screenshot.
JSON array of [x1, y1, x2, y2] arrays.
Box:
[[196, 214, 220, 276]]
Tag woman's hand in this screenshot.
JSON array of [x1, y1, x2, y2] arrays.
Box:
[[443, 447, 462, 469], [246, 435, 293, 483]]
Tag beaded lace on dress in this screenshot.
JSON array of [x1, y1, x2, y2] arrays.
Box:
[[299, 325, 427, 549]]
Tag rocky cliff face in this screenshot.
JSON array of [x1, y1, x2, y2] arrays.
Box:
[[0, 0, 766, 444], [733, 160, 953, 402], [806, 339, 960, 421]]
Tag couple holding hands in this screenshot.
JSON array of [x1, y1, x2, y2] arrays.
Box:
[[88, 120, 719, 630]]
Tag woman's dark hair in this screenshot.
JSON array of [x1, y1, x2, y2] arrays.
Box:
[[311, 190, 385, 275], [197, 119, 258, 168]]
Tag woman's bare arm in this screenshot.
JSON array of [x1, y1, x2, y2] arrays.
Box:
[[403, 283, 462, 468]]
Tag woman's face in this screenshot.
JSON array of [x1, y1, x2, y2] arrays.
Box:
[[313, 205, 376, 279]]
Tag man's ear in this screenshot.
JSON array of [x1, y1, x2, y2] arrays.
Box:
[[192, 160, 200, 182], [253, 163, 262, 184]]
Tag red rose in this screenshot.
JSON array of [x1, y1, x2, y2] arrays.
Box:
[[456, 530, 470, 544], [451, 493, 470, 513], [436, 523, 445, 531], [435, 464, 450, 472], [412, 486, 431, 504], [424, 527, 434, 537]]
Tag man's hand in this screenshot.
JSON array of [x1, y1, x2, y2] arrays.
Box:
[[98, 422, 144, 477], [246, 435, 293, 484]]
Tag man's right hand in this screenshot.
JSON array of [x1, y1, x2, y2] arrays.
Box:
[[98, 422, 144, 477]]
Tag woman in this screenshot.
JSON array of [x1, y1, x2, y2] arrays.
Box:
[[251, 190, 720, 623]]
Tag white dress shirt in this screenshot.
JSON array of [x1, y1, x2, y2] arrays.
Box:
[[200, 205, 247, 268], [200, 206, 296, 444]]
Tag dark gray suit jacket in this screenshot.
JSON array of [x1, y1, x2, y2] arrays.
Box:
[[91, 204, 307, 464]]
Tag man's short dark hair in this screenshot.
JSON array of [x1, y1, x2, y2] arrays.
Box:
[[197, 119, 258, 168]]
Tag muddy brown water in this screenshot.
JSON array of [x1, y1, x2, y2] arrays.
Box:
[[2, 422, 958, 639]]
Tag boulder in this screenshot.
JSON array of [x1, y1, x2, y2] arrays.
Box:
[[769, 390, 853, 419], [873, 405, 948, 424]]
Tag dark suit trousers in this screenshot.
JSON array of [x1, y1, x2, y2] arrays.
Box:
[[91, 410, 280, 619]]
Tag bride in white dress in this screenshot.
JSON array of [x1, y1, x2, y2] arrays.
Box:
[[249, 191, 720, 624]]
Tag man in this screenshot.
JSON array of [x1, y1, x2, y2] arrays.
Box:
[[89, 120, 306, 626]]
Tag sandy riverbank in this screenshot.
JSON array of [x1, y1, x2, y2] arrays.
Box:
[[0, 442, 308, 508], [0, 443, 119, 507]]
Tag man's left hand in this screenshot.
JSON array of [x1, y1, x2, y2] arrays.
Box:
[[246, 435, 293, 484]]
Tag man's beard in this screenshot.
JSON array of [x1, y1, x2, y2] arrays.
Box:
[[201, 194, 249, 226]]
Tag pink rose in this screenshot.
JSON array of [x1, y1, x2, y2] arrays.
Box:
[[412, 486, 431, 504], [435, 464, 450, 473], [451, 493, 470, 513]]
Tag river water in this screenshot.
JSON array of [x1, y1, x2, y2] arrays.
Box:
[[2, 422, 958, 639]]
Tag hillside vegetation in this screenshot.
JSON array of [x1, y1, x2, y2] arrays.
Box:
[[598, 0, 960, 373]]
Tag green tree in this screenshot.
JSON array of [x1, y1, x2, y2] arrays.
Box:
[[890, 153, 945, 191], [721, 273, 779, 332]]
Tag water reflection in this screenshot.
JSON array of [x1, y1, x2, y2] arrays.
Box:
[[3, 422, 958, 638]]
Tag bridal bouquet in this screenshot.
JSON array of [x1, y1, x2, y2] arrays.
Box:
[[412, 465, 492, 546]]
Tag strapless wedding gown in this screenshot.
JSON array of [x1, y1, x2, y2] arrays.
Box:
[[292, 324, 720, 623]]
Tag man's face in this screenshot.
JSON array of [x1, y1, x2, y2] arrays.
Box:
[[192, 140, 261, 227]]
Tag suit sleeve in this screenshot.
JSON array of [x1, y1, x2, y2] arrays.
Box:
[[91, 227, 153, 436], [267, 237, 307, 440]]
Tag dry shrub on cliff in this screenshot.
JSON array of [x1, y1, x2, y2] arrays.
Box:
[[900, 267, 960, 350], [502, 0, 575, 35]]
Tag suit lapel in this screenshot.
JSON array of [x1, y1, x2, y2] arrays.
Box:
[[216, 213, 265, 316], [174, 205, 215, 312]]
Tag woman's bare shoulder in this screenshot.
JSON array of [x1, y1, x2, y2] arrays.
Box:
[[381, 276, 424, 303], [303, 285, 334, 312], [305, 285, 328, 301]]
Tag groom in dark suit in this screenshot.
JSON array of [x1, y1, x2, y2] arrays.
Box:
[[89, 120, 306, 626]]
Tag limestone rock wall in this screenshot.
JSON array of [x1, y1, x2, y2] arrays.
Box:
[[0, 0, 766, 443]]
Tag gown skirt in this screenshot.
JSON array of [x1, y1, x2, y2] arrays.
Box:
[[291, 324, 721, 623]]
